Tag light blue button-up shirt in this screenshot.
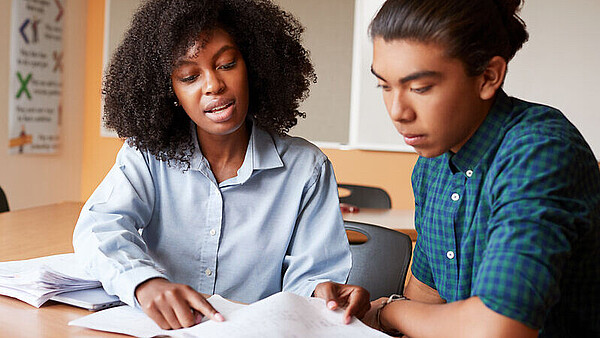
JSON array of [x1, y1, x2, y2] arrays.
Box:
[[73, 122, 351, 306]]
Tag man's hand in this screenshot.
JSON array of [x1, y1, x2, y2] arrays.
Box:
[[361, 297, 387, 329], [135, 278, 224, 330], [313, 282, 371, 324]]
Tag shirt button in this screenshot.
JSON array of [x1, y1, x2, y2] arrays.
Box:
[[451, 193, 460, 201], [205, 268, 212, 276], [209, 229, 216, 236], [466, 170, 473, 178], [446, 251, 455, 259]]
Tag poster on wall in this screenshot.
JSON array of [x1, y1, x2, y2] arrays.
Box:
[[8, 0, 64, 154]]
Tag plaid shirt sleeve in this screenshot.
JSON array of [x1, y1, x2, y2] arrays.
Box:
[[410, 160, 437, 289], [471, 122, 597, 329]]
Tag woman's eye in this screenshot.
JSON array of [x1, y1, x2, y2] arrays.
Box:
[[217, 61, 237, 70], [411, 85, 432, 94], [180, 75, 198, 83]]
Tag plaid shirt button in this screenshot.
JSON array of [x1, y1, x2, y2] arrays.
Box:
[[451, 193, 460, 201]]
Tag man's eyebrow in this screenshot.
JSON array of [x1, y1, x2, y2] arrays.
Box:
[[370, 66, 441, 84], [399, 70, 441, 84]]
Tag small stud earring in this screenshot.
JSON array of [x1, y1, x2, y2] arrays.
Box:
[[173, 101, 180, 107]]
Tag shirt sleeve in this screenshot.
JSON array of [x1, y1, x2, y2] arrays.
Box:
[[73, 143, 168, 307], [472, 129, 595, 329], [410, 159, 437, 289], [281, 159, 352, 297]]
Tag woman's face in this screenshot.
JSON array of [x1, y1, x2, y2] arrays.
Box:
[[371, 38, 490, 158], [171, 28, 249, 139]]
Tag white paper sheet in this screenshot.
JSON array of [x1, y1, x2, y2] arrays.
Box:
[[0, 254, 101, 307], [70, 292, 388, 337]]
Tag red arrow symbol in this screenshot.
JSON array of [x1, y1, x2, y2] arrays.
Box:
[[54, 0, 63, 22]]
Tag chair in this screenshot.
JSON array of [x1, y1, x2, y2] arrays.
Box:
[[338, 184, 392, 209], [345, 221, 412, 300], [0, 186, 9, 213]]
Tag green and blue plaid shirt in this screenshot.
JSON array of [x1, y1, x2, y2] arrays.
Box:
[[411, 90, 600, 336]]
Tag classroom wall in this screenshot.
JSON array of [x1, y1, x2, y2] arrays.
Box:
[[0, 0, 87, 211]]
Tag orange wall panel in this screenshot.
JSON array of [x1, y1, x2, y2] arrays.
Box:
[[81, 0, 123, 201]]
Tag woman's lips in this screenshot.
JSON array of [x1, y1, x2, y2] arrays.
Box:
[[204, 99, 235, 123]]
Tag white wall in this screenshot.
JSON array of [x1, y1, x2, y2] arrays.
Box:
[[504, 0, 600, 159], [0, 0, 86, 210]]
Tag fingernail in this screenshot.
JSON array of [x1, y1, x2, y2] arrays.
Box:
[[327, 301, 337, 309], [214, 313, 225, 322], [345, 316, 352, 325]]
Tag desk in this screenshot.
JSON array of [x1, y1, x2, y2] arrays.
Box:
[[0, 202, 415, 336], [0, 202, 124, 337], [343, 208, 416, 241]]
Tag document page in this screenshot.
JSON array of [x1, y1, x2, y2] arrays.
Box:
[[70, 292, 388, 337]]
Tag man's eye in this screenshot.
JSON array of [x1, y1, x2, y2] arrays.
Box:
[[376, 84, 391, 91], [411, 85, 432, 94]]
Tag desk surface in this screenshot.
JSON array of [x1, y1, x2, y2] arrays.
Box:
[[0, 202, 416, 337], [343, 208, 416, 241], [0, 202, 124, 337]]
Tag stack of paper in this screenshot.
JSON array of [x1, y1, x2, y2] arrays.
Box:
[[0, 254, 100, 307], [70, 292, 389, 337]]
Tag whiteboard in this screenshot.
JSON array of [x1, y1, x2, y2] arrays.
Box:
[[348, 0, 411, 152]]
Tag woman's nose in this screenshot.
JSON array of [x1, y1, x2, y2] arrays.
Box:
[[203, 71, 225, 95]]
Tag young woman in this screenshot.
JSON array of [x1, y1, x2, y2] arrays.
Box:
[[73, 0, 369, 330], [361, 0, 600, 336]]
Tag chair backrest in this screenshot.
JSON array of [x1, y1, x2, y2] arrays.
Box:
[[0, 186, 9, 213], [338, 184, 392, 209], [345, 221, 412, 300]]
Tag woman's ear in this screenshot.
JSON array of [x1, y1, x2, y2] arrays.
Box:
[[479, 56, 507, 100]]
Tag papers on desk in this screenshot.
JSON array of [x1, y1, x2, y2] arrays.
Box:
[[0, 253, 101, 307], [70, 292, 388, 338]]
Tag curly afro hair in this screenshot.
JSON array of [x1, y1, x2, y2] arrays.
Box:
[[102, 0, 316, 167]]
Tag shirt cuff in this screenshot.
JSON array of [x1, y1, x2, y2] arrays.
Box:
[[104, 266, 169, 308]]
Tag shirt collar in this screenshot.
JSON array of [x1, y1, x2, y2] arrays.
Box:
[[189, 119, 284, 185], [449, 90, 514, 175]]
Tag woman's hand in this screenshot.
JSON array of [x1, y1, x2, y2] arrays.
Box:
[[313, 282, 371, 324], [135, 278, 224, 330]]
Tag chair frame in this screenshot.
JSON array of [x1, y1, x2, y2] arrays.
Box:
[[345, 221, 412, 300], [0, 187, 9, 213], [338, 183, 392, 209]]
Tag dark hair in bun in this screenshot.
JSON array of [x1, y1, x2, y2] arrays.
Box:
[[369, 0, 529, 76]]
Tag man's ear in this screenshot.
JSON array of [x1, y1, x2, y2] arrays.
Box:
[[479, 56, 507, 100]]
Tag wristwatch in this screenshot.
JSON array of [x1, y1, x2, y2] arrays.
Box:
[[376, 294, 408, 337]]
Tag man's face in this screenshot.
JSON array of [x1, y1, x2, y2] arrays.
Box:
[[372, 38, 489, 158]]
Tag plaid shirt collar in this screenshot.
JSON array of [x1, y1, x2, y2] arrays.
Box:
[[447, 90, 514, 175]]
